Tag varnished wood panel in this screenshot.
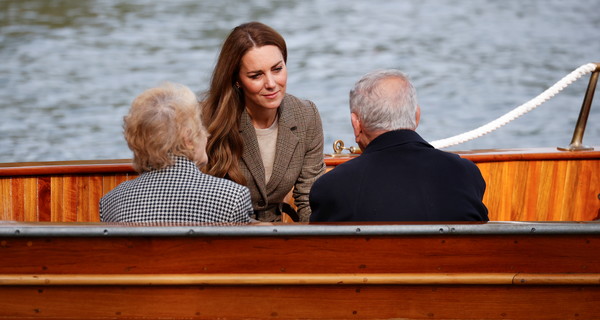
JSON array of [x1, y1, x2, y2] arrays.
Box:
[[62, 175, 78, 222], [87, 176, 102, 222], [0, 148, 598, 222], [77, 176, 89, 222], [37, 177, 51, 222], [0, 178, 10, 220], [477, 159, 599, 220], [10, 178, 25, 221], [1, 235, 598, 274], [50, 176, 64, 222], [0, 230, 599, 319], [24, 177, 38, 221], [1, 173, 136, 223], [1, 285, 598, 319]]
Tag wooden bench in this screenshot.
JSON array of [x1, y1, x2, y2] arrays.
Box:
[[0, 222, 599, 319]]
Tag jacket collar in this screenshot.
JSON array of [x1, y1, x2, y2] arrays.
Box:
[[146, 155, 198, 175], [364, 129, 432, 154]]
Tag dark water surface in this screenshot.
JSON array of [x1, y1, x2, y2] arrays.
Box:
[[1, 0, 599, 162]]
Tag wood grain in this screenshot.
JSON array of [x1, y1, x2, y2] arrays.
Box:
[[476, 159, 599, 220], [50, 176, 64, 222], [0, 235, 598, 274], [2, 273, 600, 286], [0, 231, 599, 319], [0, 148, 598, 222], [0, 178, 10, 220], [37, 177, 51, 222], [0, 285, 597, 319]]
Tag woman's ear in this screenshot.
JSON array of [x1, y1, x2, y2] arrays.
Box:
[[181, 130, 195, 149]]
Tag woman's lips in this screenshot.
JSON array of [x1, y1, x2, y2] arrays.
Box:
[[263, 91, 279, 99]]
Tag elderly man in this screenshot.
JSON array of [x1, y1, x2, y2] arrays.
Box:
[[309, 70, 488, 222]]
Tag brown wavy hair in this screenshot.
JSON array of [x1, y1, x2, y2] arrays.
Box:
[[201, 22, 287, 185], [125, 83, 205, 173]]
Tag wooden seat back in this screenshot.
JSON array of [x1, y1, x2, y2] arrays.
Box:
[[1, 147, 599, 222]]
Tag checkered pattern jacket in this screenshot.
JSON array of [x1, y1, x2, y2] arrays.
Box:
[[100, 156, 253, 223]]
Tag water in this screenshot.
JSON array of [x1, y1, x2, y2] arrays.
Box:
[[1, 0, 599, 163]]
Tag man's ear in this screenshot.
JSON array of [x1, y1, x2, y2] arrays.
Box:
[[351, 112, 362, 138], [415, 106, 421, 128]]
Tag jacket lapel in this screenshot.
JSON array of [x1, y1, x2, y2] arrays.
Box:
[[266, 96, 299, 194], [240, 110, 268, 199]]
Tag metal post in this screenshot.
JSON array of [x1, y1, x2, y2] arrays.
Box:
[[558, 63, 600, 151]]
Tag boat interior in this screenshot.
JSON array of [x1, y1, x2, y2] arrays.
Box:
[[0, 63, 598, 319]]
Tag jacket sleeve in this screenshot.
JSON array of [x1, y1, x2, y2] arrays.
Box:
[[293, 100, 326, 221], [231, 186, 254, 223]]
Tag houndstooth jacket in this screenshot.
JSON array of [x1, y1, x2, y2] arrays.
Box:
[[240, 94, 325, 222], [100, 156, 253, 223]]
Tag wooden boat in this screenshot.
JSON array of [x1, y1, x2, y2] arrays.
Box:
[[1, 147, 599, 222], [0, 64, 598, 319], [0, 221, 599, 319]]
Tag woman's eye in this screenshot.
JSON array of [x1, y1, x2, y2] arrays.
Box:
[[273, 67, 283, 72], [249, 74, 260, 79]]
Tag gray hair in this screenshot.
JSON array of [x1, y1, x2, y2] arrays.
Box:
[[125, 82, 206, 173], [349, 69, 419, 132]]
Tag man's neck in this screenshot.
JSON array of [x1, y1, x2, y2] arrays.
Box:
[[359, 129, 389, 150]]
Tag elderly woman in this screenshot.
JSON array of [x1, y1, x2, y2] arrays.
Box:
[[100, 83, 253, 223], [202, 22, 325, 222]]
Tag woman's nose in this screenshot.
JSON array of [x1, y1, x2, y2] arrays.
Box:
[[264, 73, 276, 88]]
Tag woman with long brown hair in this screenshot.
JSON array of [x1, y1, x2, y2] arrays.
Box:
[[202, 22, 325, 222]]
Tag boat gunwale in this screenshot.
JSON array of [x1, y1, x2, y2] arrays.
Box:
[[0, 221, 599, 237], [1, 147, 598, 177]]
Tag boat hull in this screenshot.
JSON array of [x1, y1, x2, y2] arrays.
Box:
[[0, 222, 599, 319]]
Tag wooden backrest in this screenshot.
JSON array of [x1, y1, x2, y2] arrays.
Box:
[[1, 148, 599, 222], [0, 160, 134, 222], [0, 222, 599, 319], [474, 151, 600, 220]]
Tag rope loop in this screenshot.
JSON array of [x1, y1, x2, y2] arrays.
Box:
[[431, 63, 598, 149]]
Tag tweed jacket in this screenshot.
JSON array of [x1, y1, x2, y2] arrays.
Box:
[[100, 156, 253, 223], [310, 130, 489, 222], [240, 94, 325, 222]]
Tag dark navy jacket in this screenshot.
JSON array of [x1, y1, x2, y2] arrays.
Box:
[[309, 130, 488, 222]]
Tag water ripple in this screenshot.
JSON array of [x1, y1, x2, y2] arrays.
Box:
[[1, 0, 599, 162]]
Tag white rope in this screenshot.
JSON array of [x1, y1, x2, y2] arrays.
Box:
[[431, 63, 598, 149]]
